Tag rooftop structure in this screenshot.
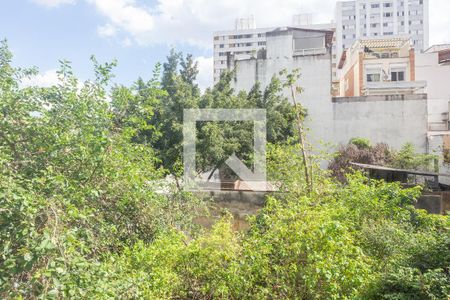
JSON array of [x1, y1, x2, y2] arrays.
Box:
[[338, 37, 426, 97], [213, 17, 335, 83]]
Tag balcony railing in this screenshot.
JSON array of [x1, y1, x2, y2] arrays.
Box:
[[293, 47, 327, 57]]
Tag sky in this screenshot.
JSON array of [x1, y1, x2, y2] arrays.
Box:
[[1, 0, 449, 91]]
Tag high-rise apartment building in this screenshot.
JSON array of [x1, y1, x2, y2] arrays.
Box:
[[213, 16, 335, 82], [335, 0, 429, 56]]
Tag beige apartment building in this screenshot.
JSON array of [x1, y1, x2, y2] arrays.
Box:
[[337, 37, 426, 96]]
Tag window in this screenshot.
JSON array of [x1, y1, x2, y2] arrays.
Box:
[[371, 3, 380, 8], [383, 2, 392, 7], [367, 73, 381, 82], [391, 71, 405, 81], [294, 35, 325, 52], [257, 41, 266, 46], [371, 23, 378, 28], [383, 22, 388, 27], [383, 12, 392, 17], [219, 44, 224, 48]]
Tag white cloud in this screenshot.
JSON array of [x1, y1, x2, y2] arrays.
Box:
[[97, 23, 117, 38], [32, 0, 76, 8], [195, 56, 213, 92], [88, 0, 450, 49], [21, 69, 59, 87], [121, 37, 132, 47], [88, 0, 336, 48], [89, 0, 154, 44]]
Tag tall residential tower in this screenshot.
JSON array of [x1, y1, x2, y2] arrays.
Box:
[[335, 0, 429, 56]]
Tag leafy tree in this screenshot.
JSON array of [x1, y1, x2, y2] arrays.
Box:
[[0, 41, 201, 298], [279, 68, 313, 194], [391, 142, 438, 172], [1, 41, 448, 299]]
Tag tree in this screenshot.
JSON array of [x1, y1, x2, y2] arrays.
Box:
[[279, 68, 313, 194], [0, 42, 202, 298]]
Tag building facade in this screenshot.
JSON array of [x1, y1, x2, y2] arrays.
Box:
[[416, 44, 450, 131], [337, 37, 426, 97], [335, 0, 429, 58], [232, 28, 428, 153], [213, 18, 335, 83]]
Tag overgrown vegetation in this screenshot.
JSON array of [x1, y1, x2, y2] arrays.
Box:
[[1, 41, 449, 299], [329, 138, 439, 182]]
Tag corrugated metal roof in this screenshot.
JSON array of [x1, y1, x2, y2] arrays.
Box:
[[350, 162, 450, 177]]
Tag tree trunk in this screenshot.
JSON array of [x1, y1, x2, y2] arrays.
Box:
[[290, 86, 312, 194]]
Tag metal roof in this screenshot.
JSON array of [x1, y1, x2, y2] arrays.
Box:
[[350, 162, 450, 177]]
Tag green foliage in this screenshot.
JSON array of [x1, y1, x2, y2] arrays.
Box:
[[350, 137, 372, 150], [0, 42, 202, 298], [391, 143, 438, 172], [330, 140, 439, 182], [1, 41, 449, 299]]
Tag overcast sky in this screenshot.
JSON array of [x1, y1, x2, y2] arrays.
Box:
[[1, 0, 449, 90]]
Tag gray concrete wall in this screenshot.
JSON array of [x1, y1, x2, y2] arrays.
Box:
[[233, 31, 429, 154], [332, 95, 428, 151]]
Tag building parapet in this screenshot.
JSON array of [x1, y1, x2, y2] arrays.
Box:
[[293, 47, 327, 57], [332, 93, 427, 103], [364, 80, 427, 95]]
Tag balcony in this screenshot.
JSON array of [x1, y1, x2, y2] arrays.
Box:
[[293, 47, 327, 57]]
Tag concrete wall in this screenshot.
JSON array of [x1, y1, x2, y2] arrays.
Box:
[[332, 94, 428, 151], [416, 52, 450, 131], [233, 30, 429, 154], [234, 55, 336, 149], [427, 133, 450, 185]]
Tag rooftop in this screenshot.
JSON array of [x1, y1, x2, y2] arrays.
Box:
[[350, 162, 445, 177], [358, 37, 411, 50], [425, 44, 450, 53]]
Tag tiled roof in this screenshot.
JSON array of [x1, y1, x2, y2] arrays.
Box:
[[358, 37, 410, 49]]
